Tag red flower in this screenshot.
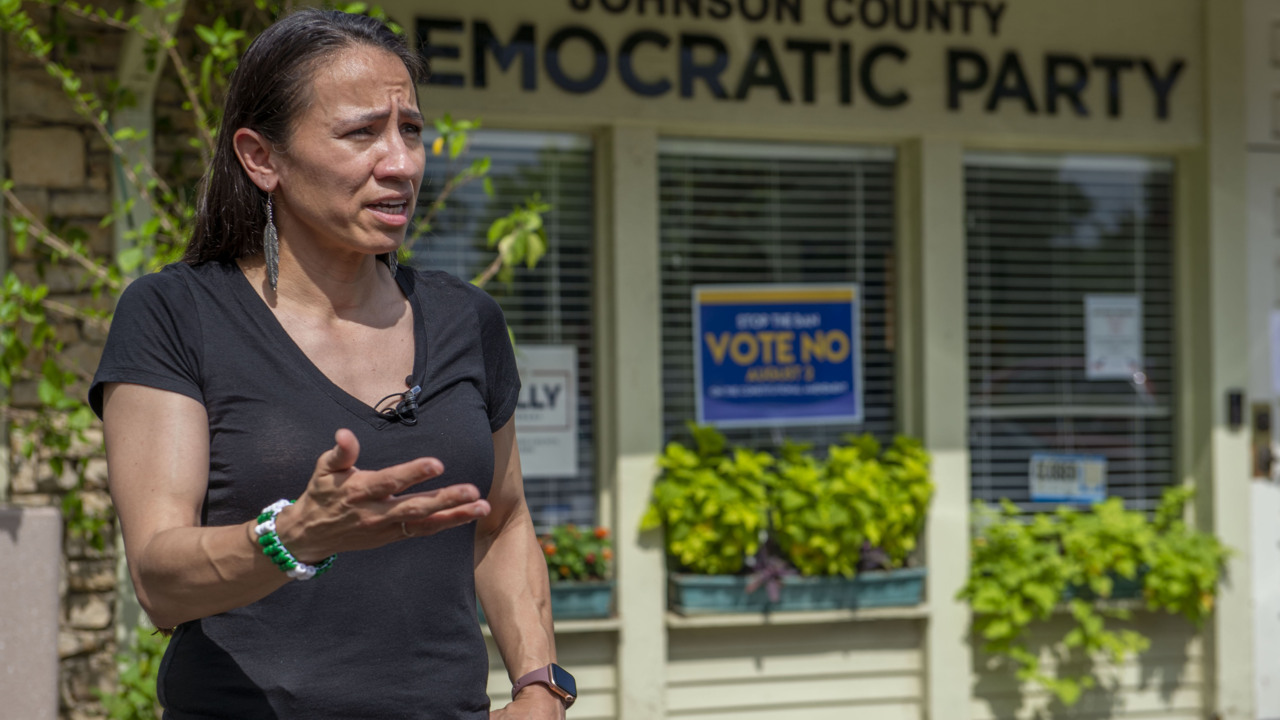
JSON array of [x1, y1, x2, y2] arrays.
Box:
[[594, 527, 609, 540]]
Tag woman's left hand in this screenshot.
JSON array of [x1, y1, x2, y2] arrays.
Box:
[[489, 688, 566, 720]]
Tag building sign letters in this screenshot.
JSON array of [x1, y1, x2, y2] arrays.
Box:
[[418, 0, 1186, 119]]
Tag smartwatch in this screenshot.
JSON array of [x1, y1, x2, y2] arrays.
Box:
[[511, 663, 577, 709]]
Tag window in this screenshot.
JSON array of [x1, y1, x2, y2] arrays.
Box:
[[659, 140, 897, 449], [411, 131, 596, 529], [966, 153, 1176, 511]]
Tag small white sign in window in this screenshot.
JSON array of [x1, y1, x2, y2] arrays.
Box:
[[514, 345, 578, 479], [1085, 294, 1143, 381]]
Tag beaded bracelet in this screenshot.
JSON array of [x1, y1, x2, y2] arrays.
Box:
[[253, 499, 335, 581]]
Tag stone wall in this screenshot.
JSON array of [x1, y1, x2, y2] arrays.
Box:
[[4, 5, 128, 718]]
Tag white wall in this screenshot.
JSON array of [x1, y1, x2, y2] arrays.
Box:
[[666, 620, 925, 720], [971, 613, 1204, 719], [1244, 2, 1280, 718]]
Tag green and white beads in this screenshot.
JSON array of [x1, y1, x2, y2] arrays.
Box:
[[254, 499, 335, 581]]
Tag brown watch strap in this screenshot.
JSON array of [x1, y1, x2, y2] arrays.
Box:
[[511, 664, 575, 708]]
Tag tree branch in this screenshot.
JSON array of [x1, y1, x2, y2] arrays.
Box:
[[472, 254, 503, 289], [58, 2, 134, 32], [159, 31, 216, 165], [41, 298, 111, 332], [57, 3, 215, 166], [0, 406, 40, 424], [6, 3, 185, 236], [3, 188, 121, 291]]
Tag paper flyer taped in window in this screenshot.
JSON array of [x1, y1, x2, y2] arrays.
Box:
[[514, 345, 578, 478], [1085, 295, 1143, 381]]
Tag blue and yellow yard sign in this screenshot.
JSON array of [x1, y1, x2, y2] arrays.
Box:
[[693, 284, 863, 427]]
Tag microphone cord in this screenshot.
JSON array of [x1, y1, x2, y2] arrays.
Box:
[[375, 384, 421, 426]]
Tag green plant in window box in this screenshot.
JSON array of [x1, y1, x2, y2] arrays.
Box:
[[646, 426, 932, 614], [640, 423, 774, 575], [540, 524, 613, 582], [959, 485, 1229, 706], [642, 425, 932, 578], [772, 434, 933, 577], [536, 523, 616, 620]]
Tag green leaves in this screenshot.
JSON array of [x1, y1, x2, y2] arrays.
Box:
[[483, 195, 552, 284], [116, 246, 147, 274], [3, 262, 110, 546], [959, 486, 1229, 705], [433, 113, 480, 160], [644, 424, 773, 575], [192, 15, 246, 134], [417, 115, 552, 290], [644, 426, 933, 578], [1, 271, 54, 391], [773, 434, 933, 577], [96, 625, 170, 720]]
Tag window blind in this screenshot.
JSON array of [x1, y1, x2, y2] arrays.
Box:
[[966, 153, 1176, 511], [409, 131, 596, 529], [658, 140, 897, 451]]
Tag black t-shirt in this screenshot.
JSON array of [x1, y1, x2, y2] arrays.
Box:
[[90, 261, 520, 719]]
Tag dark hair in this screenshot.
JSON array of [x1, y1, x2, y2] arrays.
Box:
[[183, 9, 426, 264]]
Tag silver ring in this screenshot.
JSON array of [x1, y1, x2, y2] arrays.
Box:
[[401, 522, 414, 538]]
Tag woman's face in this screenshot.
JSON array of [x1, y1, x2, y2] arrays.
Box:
[[272, 45, 426, 262]]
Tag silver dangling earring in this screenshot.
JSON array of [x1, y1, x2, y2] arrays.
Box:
[[263, 193, 279, 291], [384, 248, 399, 277]]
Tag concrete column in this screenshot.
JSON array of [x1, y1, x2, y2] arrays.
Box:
[[906, 138, 972, 720], [604, 125, 666, 720], [1198, 0, 1256, 717], [111, 0, 186, 260], [0, 507, 62, 719]]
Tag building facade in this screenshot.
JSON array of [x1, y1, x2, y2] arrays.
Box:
[[1, 0, 1274, 718]]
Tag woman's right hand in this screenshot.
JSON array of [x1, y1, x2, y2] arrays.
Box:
[[274, 428, 492, 563]]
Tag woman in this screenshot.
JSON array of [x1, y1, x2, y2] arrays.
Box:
[[89, 9, 570, 718]]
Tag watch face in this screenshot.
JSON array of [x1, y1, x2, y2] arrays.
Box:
[[550, 664, 577, 698]]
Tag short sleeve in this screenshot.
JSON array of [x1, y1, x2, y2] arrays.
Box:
[[469, 284, 521, 432], [89, 266, 204, 419]]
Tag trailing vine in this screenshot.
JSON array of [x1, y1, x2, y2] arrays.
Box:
[[958, 486, 1228, 705]]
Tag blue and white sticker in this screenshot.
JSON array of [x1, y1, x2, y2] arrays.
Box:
[[1029, 453, 1107, 504]]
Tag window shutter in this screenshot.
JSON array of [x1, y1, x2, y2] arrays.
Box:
[[658, 140, 898, 450], [411, 131, 597, 528], [965, 153, 1176, 511]]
